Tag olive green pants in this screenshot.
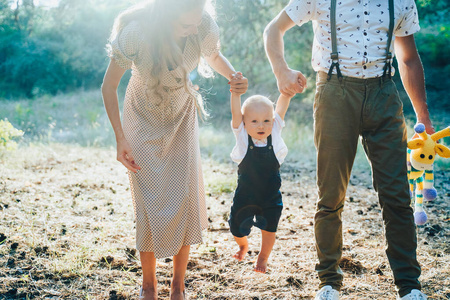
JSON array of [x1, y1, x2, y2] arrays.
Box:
[[313, 71, 421, 297]]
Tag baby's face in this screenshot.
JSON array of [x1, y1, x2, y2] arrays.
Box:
[[243, 104, 274, 141]]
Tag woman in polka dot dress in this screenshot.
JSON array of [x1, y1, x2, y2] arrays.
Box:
[[101, 1, 248, 299]]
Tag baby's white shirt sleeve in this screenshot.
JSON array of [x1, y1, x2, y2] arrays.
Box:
[[272, 113, 288, 165], [230, 121, 248, 164], [230, 112, 288, 165]]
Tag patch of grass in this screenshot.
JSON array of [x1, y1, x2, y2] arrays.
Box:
[[1, 90, 448, 171], [0, 91, 119, 146], [199, 125, 235, 163], [0, 119, 24, 153], [202, 159, 237, 195]]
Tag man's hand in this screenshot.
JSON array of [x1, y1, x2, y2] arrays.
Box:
[[276, 68, 307, 97], [264, 10, 303, 98], [418, 117, 435, 135]]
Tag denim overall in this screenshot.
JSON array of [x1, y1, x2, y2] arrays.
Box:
[[228, 135, 283, 237]]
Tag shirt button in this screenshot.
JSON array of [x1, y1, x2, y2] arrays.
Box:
[[363, 65, 367, 70], [363, 32, 367, 36], [364, 52, 367, 55], [364, 11, 368, 15]]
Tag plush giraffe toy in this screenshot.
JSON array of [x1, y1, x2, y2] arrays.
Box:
[[407, 123, 450, 225]]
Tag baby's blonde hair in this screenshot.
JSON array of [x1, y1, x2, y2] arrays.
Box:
[[241, 95, 274, 115]]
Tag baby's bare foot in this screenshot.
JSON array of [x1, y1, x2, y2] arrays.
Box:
[[254, 255, 269, 273], [233, 244, 248, 261]]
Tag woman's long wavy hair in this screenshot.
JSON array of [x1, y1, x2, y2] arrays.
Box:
[[109, 0, 215, 119]]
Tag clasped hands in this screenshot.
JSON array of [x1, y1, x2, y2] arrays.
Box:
[[228, 72, 248, 95], [228, 69, 306, 98], [276, 68, 307, 97]]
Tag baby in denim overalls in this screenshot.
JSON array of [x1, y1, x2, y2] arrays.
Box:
[[228, 72, 292, 273]]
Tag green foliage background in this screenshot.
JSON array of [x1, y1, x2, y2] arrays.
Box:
[[0, 0, 133, 98], [0, 0, 448, 102], [0, 0, 448, 149]]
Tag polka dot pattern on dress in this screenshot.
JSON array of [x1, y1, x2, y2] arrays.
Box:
[[106, 11, 219, 259]]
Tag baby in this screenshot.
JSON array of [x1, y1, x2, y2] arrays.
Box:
[[228, 72, 292, 273]]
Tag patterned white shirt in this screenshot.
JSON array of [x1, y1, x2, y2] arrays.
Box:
[[285, 0, 420, 78], [230, 112, 288, 165]]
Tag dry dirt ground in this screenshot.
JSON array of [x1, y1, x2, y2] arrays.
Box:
[[0, 144, 449, 300]]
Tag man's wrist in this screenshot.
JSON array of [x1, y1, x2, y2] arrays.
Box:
[[415, 107, 431, 123], [273, 64, 290, 78]]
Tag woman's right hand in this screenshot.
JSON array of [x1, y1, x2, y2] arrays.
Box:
[[116, 137, 141, 173], [229, 72, 248, 96]]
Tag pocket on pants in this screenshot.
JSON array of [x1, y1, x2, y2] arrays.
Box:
[[313, 80, 344, 120], [379, 80, 404, 120], [313, 80, 329, 116]]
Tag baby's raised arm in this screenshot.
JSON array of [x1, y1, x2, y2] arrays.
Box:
[[275, 94, 292, 120], [230, 93, 242, 129], [229, 72, 247, 129]]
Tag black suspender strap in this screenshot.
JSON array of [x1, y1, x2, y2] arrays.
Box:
[[248, 135, 254, 148], [382, 0, 395, 78], [328, 0, 395, 80], [327, 0, 343, 80]]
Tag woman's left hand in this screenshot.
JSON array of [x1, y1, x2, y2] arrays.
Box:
[[228, 72, 248, 95]]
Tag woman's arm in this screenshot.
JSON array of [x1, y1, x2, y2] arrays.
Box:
[[101, 59, 140, 173], [101, 60, 126, 141], [204, 51, 235, 80], [205, 51, 249, 97]]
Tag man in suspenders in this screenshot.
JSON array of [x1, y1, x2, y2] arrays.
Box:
[[264, 0, 432, 299]]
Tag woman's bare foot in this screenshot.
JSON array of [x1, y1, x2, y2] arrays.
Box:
[[141, 287, 158, 300], [233, 244, 249, 261], [170, 289, 185, 300], [254, 254, 269, 273]]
